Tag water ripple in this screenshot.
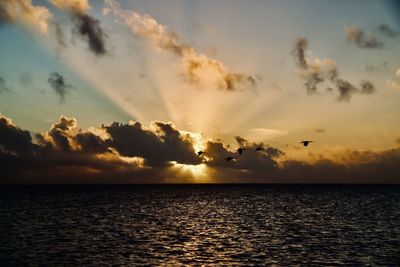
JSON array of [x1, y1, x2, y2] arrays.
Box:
[[0, 185, 399, 266]]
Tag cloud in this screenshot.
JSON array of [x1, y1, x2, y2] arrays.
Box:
[[344, 26, 383, 49], [291, 37, 308, 69], [0, 114, 399, 183], [49, 0, 108, 56], [0, 76, 10, 93], [104, 0, 256, 91], [0, 0, 52, 33], [0, 0, 68, 48], [104, 121, 201, 167], [278, 149, 400, 183], [71, 13, 107, 56], [0, 114, 207, 183], [49, 0, 90, 13], [335, 78, 358, 101], [0, 116, 35, 153], [360, 80, 376, 94], [378, 24, 399, 38], [47, 72, 75, 103], [291, 37, 376, 101], [202, 137, 282, 174]]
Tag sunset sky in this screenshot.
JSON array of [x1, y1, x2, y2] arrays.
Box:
[[0, 0, 399, 183]]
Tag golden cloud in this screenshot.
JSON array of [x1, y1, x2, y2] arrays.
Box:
[[105, 0, 256, 90]]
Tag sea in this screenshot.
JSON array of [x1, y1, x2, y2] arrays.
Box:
[[0, 185, 399, 266]]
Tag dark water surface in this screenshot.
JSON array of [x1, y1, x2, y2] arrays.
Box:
[[0, 185, 399, 266]]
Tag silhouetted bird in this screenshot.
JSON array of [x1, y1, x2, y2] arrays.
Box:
[[255, 147, 264, 151], [225, 157, 235, 162], [300, 140, 313, 147], [237, 148, 246, 155], [197, 151, 205, 156]]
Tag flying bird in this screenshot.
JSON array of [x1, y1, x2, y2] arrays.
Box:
[[237, 148, 246, 155], [225, 157, 236, 162], [300, 140, 313, 147]]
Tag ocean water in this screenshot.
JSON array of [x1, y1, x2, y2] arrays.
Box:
[[0, 185, 399, 266]]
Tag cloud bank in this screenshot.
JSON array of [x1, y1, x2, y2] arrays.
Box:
[[0, 114, 398, 184]]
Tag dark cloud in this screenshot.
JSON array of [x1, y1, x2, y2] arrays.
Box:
[[47, 116, 77, 151], [0, 114, 399, 184], [360, 80, 376, 94], [279, 149, 400, 183], [291, 37, 308, 69], [75, 132, 110, 154], [291, 37, 376, 101], [48, 1, 108, 56], [104, 121, 201, 167], [336, 79, 358, 101], [0, 76, 10, 93], [378, 24, 398, 38], [203, 136, 283, 174], [0, 116, 35, 153], [53, 22, 67, 48], [234, 136, 249, 147], [47, 72, 74, 103], [344, 26, 383, 49], [71, 13, 108, 56], [0, 114, 205, 183]]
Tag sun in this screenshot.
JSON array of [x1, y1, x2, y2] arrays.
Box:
[[171, 162, 210, 182]]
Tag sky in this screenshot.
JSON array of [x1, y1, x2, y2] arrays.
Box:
[[0, 0, 399, 183]]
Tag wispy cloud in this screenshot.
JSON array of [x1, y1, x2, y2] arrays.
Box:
[[344, 25, 383, 49], [291, 37, 376, 101], [47, 72, 75, 103], [378, 24, 399, 38], [104, 0, 256, 91], [0, 76, 10, 93]]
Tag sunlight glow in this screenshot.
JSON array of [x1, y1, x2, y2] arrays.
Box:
[[171, 162, 210, 182]]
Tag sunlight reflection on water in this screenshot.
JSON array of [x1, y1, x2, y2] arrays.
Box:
[[1, 185, 399, 265]]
